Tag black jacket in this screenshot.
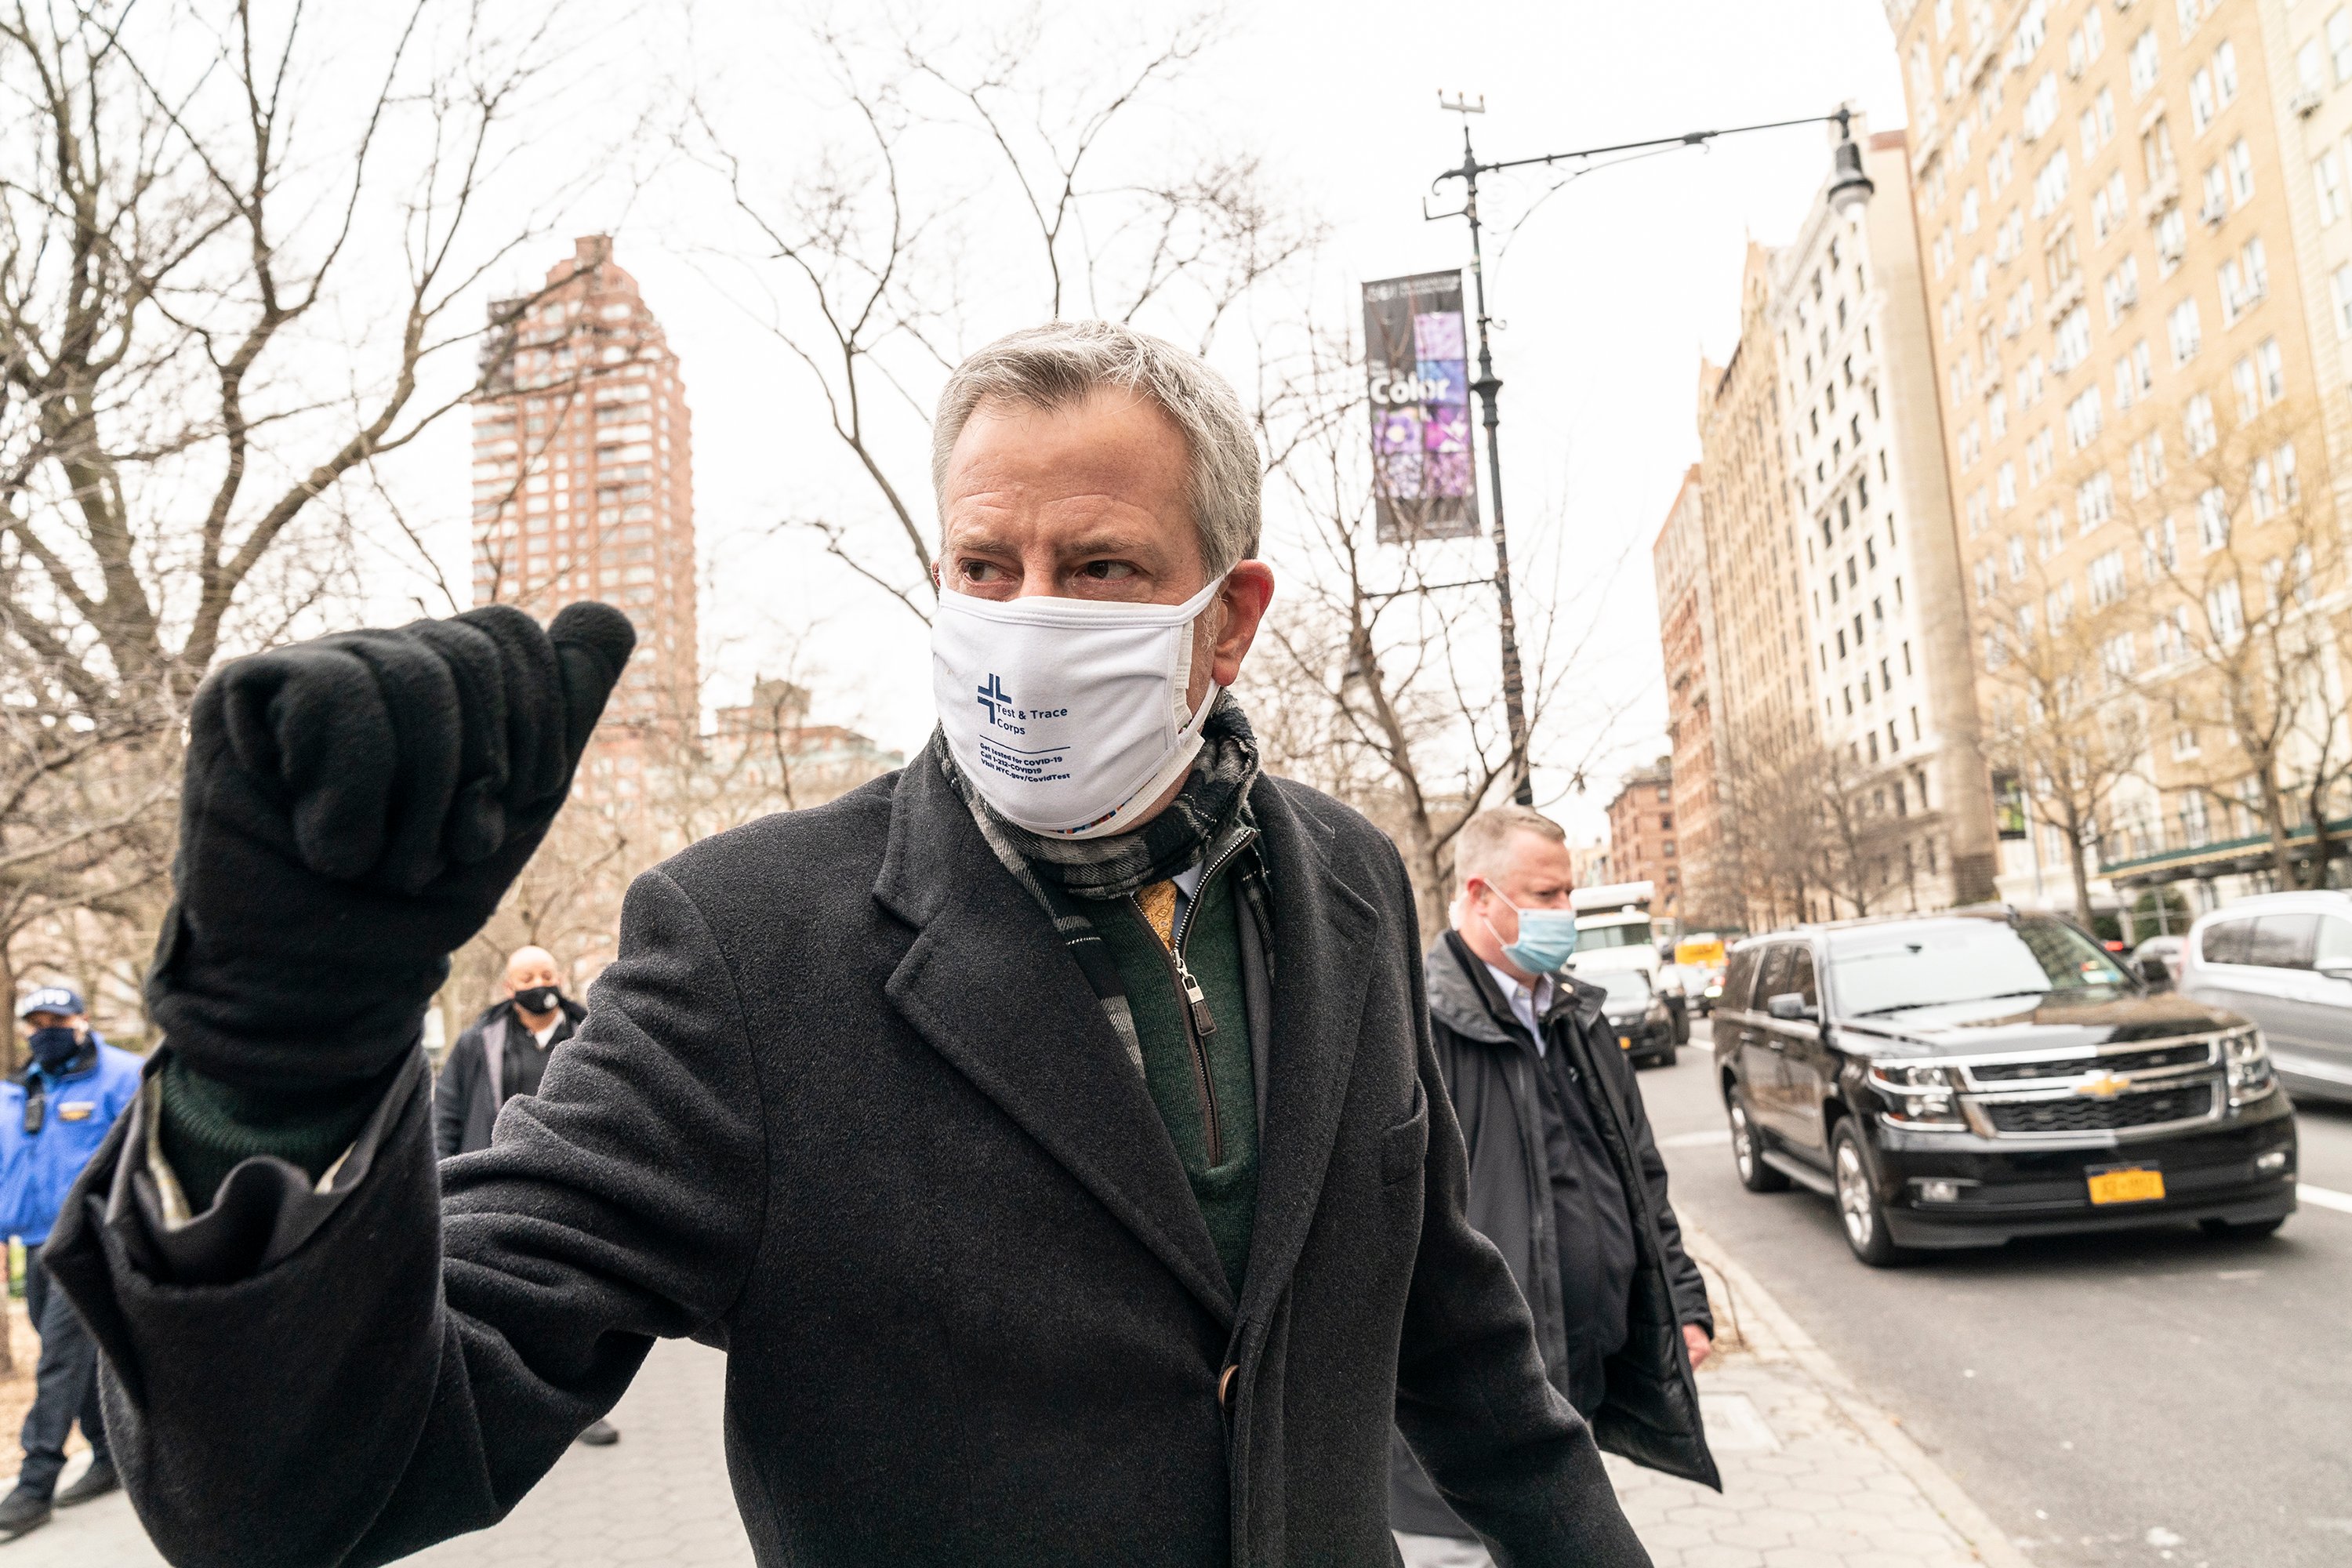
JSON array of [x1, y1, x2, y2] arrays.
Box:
[[49, 751, 1651, 1568], [1392, 933, 1718, 1536], [433, 996, 587, 1159]]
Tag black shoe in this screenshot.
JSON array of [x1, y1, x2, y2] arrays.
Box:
[[575, 1418, 619, 1447], [55, 1458, 118, 1508], [0, 1485, 51, 1541]]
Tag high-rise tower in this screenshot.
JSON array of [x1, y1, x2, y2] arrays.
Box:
[[470, 236, 699, 731]]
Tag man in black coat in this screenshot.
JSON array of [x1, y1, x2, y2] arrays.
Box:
[[1392, 808, 1717, 1566], [430, 944, 617, 1446], [432, 946, 586, 1161], [47, 321, 1652, 1567]]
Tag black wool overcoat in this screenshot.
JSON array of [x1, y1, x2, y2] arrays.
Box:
[[49, 751, 1652, 1568]]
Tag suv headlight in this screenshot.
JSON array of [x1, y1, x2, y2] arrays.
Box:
[[1645, 1000, 1671, 1027], [1868, 1061, 1967, 1129], [2224, 1029, 2275, 1106]]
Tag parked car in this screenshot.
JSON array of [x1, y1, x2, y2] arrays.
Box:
[[1713, 909, 2297, 1266], [2130, 934, 2185, 989], [2176, 891, 2352, 1104], [1591, 967, 1678, 1069]]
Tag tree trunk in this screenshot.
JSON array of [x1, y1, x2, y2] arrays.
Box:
[[2066, 821, 2095, 927]]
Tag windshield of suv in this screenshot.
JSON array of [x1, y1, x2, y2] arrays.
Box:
[[1577, 920, 1653, 950], [1827, 918, 2132, 1016]]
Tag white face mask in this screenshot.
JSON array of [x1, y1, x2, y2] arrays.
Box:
[[931, 575, 1226, 839]]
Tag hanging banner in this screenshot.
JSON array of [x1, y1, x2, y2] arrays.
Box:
[[1363, 270, 1479, 543], [1991, 770, 2030, 840]]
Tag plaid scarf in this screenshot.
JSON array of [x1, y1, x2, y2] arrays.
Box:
[[937, 691, 1273, 1075]]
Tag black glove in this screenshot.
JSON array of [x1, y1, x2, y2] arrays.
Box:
[[150, 602, 635, 1092]]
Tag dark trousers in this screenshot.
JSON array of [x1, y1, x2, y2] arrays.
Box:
[[17, 1250, 107, 1497]]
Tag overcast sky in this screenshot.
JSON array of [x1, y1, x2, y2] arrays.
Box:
[[390, 0, 1910, 839]]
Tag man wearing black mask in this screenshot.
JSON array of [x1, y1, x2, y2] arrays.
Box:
[[434, 946, 583, 1160], [0, 989, 140, 1537], [432, 946, 611, 1446]]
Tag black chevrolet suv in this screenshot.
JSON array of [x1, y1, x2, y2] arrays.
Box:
[[1713, 909, 2299, 1265]]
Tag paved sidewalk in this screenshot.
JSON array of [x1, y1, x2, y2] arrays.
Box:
[[1613, 1205, 2031, 1568], [0, 1213, 2027, 1566], [0, 1335, 752, 1566]]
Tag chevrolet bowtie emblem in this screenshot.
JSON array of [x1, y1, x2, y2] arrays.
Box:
[[2074, 1069, 2132, 1099]]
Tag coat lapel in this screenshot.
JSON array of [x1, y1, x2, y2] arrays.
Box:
[[1235, 779, 1379, 1324], [873, 750, 1235, 1323]]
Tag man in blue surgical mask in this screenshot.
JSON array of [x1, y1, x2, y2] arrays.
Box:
[[1392, 806, 1718, 1568]]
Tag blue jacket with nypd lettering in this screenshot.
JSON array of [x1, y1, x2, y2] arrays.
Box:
[[0, 1038, 142, 1246]]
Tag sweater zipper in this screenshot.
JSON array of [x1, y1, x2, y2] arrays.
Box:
[[1137, 830, 1256, 1171]]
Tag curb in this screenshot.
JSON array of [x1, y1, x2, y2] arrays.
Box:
[[1679, 1207, 2037, 1568]]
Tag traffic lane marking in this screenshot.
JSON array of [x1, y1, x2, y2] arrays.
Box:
[[2297, 1182, 2352, 1214]]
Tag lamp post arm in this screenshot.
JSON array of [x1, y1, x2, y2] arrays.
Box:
[[1433, 109, 1857, 189]]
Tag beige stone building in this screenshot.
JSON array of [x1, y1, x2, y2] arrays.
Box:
[[1700, 245, 1820, 761], [1889, 0, 2352, 923], [1777, 125, 2002, 911]]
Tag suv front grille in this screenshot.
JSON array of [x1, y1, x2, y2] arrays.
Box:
[[1982, 1083, 2214, 1134], [1969, 1041, 2214, 1083]]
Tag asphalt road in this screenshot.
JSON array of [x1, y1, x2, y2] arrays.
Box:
[[1641, 1020, 2352, 1568]]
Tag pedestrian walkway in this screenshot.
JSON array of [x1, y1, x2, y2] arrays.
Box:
[[1613, 1207, 2031, 1568], [0, 1335, 752, 1566], [2, 1216, 2030, 1566]]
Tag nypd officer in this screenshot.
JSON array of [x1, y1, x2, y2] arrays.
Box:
[[0, 988, 140, 1539]]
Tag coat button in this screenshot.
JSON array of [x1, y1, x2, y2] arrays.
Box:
[[1218, 1365, 1238, 1408]]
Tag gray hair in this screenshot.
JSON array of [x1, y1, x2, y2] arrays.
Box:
[[1454, 805, 1568, 886], [931, 321, 1262, 576]]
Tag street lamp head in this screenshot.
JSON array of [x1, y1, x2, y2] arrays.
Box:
[[1828, 110, 1875, 214]]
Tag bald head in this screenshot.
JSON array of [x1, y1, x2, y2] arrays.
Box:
[[504, 946, 559, 992]]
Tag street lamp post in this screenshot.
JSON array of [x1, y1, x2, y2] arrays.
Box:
[[1428, 103, 1874, 808]]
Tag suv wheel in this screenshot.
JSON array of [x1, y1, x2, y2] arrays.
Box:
[[1833, 1122, 1910, 1267], [1729, 1088, 1789, 1192]]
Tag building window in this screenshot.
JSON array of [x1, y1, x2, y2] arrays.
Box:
[[2196, 484, 2230, 550], [2185, 392, 2217, 455], [2089, 550, 2127, 608], [2168, 298, 2202, 364], [2130, 31, 2161, 97]]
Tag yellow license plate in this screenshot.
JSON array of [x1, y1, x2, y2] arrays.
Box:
[[1618, 1036, 1632, 1051], [2087, 1167, 2165, 1205]]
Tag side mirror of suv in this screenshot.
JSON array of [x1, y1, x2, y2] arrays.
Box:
[[1766, 992, 1820, 1023], [2137, 956, 2173, 985], [2317, 956, 2352, 982]]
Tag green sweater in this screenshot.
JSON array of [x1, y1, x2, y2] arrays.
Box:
[[1093, 863, 1260, 1298]]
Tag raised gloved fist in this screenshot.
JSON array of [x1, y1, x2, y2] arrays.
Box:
[[150, 603, 636, 1091]]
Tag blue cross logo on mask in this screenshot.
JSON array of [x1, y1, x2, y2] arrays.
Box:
[[977, 674, 1011, 724]]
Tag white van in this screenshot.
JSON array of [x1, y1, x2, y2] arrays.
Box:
[[1566, 880, 1689, 1041]]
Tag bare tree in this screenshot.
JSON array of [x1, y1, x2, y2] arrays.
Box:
[[1243, 334, 1635, 935], [1973, 525, 2147, 924], [2129, 404, 2350, 889], [0, 1, 612, 1016], [678, 9, 1323, 620]]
